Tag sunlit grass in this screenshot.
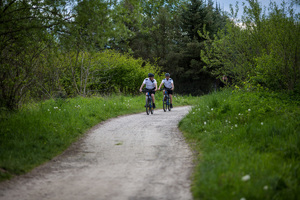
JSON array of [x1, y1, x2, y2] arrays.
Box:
[[179, 89, 300, 199]]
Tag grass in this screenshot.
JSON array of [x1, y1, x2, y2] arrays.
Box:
[[0, 92, 198, 181], [179, 89, 300, 200]]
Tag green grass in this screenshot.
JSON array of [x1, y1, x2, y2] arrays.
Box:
[[179, 89, 300, 200], [0, 92, 198, 181]]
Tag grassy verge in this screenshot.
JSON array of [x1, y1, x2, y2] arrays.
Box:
[[0, 92, 198, 181], [179, 89, 300, 200]]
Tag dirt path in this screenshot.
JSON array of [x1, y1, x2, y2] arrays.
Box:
[[0, 106, 193, 200]]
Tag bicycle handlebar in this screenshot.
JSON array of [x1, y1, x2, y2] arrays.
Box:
[[141, 89, 156, 93]]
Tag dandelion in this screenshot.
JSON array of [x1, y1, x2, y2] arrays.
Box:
[[204, 122, 207, 125], [241, 175, 250, 181], [211, 108, 214, 111], [263, 185, 268, 190], [261, 122, 264, 125], [235, 124, 238, 127], [248, 109, 251, 112]]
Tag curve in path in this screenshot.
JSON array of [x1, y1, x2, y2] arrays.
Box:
[[0, 106, 193, 200]]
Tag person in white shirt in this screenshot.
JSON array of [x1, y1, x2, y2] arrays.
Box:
[[158, 73, 174, 108], [139, 73, 158, 108]]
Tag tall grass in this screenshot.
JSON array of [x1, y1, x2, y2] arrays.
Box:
[[179, 89, 300, 199], [0, 92, 198, 181]]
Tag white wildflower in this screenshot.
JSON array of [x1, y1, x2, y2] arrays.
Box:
[[261, 122, 264, 125], [211, 108, 214, 111], [235, 124, 238, 128], [225, 120, 228, 123], [240, 198, 246, 200], [241, 175, 250, 181], [248, 109, 251, 112], [263, 185, 268, 190], [229, 121, 231, 124], [54, 107, 58, 109], [204, 122, 207, 125], [48, 109, 50, 111], [192, 112, 195, 114], [238, 113, 241, 116]]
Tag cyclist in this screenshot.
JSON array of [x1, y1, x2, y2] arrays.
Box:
[[158, 73, 174, 108], [139, 73, 157, 109]]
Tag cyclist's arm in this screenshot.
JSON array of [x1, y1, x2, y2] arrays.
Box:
[[139, 83, 145, 92], [154, 82, 158, 91], [158, 82, 163, 90], [171, 82, 174, 90]]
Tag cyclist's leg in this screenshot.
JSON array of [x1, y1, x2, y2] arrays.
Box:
[[151, 93, 156, 108], [145, 93, 148, 107], [151, 93, 155, 103]]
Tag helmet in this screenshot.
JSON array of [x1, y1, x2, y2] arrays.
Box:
[[148, 73, 154, 77], [165, 73, 170, 77]]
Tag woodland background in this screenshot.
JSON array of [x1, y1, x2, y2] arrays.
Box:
[[0, 0, 299, 110]]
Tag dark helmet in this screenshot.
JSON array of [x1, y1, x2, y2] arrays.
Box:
[[165, 73, 170, 77], [148, 73, 154, 77]]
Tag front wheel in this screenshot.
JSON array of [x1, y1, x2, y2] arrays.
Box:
[[163, 97, 167, 112], [146, 98, 149, 115], [149, 98, 154, 114]]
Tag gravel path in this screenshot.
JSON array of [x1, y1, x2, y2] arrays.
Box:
[[0, 106, 193, 200]]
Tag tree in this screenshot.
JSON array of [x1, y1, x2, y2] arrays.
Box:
[[0, 0, 72, 109], [200, 0, 300, 92]]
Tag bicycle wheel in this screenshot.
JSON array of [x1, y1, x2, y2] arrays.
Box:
[[163, 97, 167, 112], [146, 98, 149, 115], [167, 98, 171, 111]]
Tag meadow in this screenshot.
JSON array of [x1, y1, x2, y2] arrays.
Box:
[[179, 89, 300, 199], [0, 92, 198, 181]]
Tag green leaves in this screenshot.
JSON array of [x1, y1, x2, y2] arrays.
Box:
[[200, 0, 300, 92]]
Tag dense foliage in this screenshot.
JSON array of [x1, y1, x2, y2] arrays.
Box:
[[0, 0, 230, 110], [201, 0, 300, 93], [180, 89, 300, 199]]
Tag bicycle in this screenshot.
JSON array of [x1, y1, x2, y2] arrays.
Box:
[[142, 89, 155, 115], [161, 88, 172, 112]]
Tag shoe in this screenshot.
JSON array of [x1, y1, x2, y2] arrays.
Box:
[[153, 103, 156, 109], [170, 104, 173, 108]]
